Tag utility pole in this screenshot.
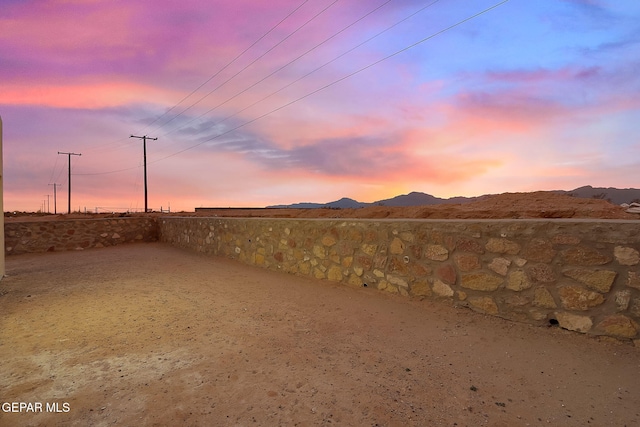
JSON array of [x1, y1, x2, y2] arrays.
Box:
[[44, 194, 50, 213], [48, 183, 61, 214], [58, 152, 81, 214], [130, 135, 157, 213]]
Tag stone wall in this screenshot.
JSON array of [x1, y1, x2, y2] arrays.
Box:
[[158, 217, 640, 341], [5, 218, 158, 255], [5, 216, 639, 341]]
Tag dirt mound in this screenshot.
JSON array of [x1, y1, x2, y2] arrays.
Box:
[[6, 191, 638, 222], [408, 191, 635, 219], [188, 191, 638, 220]]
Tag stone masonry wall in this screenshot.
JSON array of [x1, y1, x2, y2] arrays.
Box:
[[158, 217, 640, 342], [5, 218, 158, 255]]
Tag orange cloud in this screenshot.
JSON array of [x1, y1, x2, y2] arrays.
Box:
[[1, 81, 177, 109]]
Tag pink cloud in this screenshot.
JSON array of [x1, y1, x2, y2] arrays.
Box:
[[1, 81, 178, 109], [452, 91, 569, 133], [1, 0, 318, 86], [0, 3, 138, 67]]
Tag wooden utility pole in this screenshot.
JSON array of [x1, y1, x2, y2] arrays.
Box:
[[58, 151, 81, 214], [130, 135, 157, 213], [48, 183, 61, 214]]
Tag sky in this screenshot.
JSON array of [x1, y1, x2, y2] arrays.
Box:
[[1, 0, 639, 213]]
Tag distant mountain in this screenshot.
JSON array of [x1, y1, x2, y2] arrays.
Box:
[[374, 191, 480, 207], [561, 186, 640, 205], [325, 198, 367, 209], [267, 186, 640, 209], [268, 192, 479, 209], [269, 197, 366, 209], [373, 192, 444, 206]]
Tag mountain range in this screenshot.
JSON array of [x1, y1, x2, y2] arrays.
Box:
[[267, 186, 640, 209]]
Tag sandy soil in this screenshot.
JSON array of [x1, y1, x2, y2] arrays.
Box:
[[1, 243, 639, 426], [6, 191, 639, 222]]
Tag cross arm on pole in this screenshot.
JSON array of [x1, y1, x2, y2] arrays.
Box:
[[58, 151, 81, 157]]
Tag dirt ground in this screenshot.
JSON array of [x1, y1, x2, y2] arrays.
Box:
[[1, 243, 639, 426]]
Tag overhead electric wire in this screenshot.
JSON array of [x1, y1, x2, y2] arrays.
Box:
[[74, 0, 359, 176], [47, 155, 60, 184], [153, 0, 340, 133], [162, 0, 437, 139], [69, 0, 312, 157], [74, 0, 510, 176], [72, 0, 392, 174], [158, 0, 394, 139], [136, 0, 313, 134], [147, 0, 512, 164], [54, 159, 68, 185]]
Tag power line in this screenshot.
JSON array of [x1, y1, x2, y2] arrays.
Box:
[[74, 0, 510, 176], [154, 0, 340, 133], [158, 0, 395, 139], [47, 155, 60, 184], [127, 158, 144, 213], [71, 0, 396, 168], [211, 0, 442, 131], [151, 0, 511, 163], [48, 153, 69, 187], [71, 1, 313, 158], [137, 0, 314, 134], [73, 1, 346, 176]]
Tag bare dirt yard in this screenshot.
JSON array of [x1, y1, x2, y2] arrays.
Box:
[[1, 243, 639, 426]]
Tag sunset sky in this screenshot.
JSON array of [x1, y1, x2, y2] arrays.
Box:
[[1, 0, 639, 213]]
